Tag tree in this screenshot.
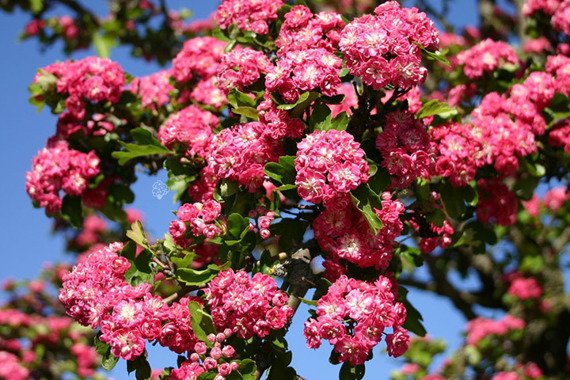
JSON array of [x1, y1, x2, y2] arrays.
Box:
[[1, 0, 569, 379]]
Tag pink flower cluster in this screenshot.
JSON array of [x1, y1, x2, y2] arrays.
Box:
[[169, 200, 223, 246], [295, 130, 369, 205], [214, 0, 283, 35], [466, 315, 525, 346], [508, 276, 543, 300], [376, 111, 433, 188], [432, 68, 555, 186], [276, 6, 345, 54], [39, 57, 125, 121], [0, 352, 29, 380], [256, 94, 305, 140], [417, 220, 455, 254], [456, 39, 519, 79], [476, 179, 518, 226], [266, 48, 342, 102], [549, 121, 570, 155], [59, 243, 198, 360], [189, 77, 228, 109], [204, 122, 283, 193], [206, 269, 293, 339], [158, 105, 219, 157], [314, 193, 404, 269], [339, 1, 439, 90], [304, 275, 409, 365], [26, 140, 100, 213], [524, 0, 570, 36], [172, 37, 226, 83], [546, 54, 570, 96], [171, 332, 239, 380], [216, 47, 271, 93], [131, 70, 174, 110]]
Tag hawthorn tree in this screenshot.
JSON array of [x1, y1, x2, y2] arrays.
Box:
[[1, 0, 569, 379]]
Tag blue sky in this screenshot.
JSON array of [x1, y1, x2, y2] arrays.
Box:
[[0, 1, 485, 379]]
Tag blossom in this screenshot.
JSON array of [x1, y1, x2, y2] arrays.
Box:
[[276, 6, 345, 54], [172, 37, 226, 83], [304, 275, 408, 365], [266, 48, 343, 102], [477, 179, 518, 226], [206, 269, 293, 339], [295, 130, 369, 205], [214, 0, 283, 35], [466, 315, 525, 346], [339, 1, 439, 90], [131, 70, 174, 109], [456, 39, 519, 79], [508, 277, 543, 300], [376, 110, 433, 188], [217, 47, 271, 92], [25, 140, 100, 213], [158, 105, 218, 157]]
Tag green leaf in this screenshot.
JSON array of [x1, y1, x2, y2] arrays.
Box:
[[237, 359, 257, 380], [339, 362, 366, 380], [93, 33, 117, 58], [264, 156, 296, 185], [61, 195, 83, 227], [277, 91, 319, 111], [440, 181, 466, 219], [112, 128, 172, 165], [127, 221, 151, 250], [227, 213, 251, 239], [176, 265, 220, 286], [232, 106, 259, 120], [112, 143, 171, 165], [127, 354, 152, 380], [227, 88, 256, 108], [95, 334, 118, 371], [418, 45, 451, 66], [400, 288, 427, 337], [188, 301, 216, 344], [30, 0, 43, 13], [417, 99, 457, 119], [351, 185, 383, 235]]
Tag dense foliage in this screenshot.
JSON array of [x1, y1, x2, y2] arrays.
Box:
[[1, 0, 569, 379]]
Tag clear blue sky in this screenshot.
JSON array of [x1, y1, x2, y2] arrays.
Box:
[[0, 1, 485, 379]]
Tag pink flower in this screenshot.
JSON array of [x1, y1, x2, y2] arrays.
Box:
[[215, 0, 283, 35], [508, 277, 543, 300], [26, 140, 100, 213], [339, 1, 439, 90], [456, 39, 519, 79], [304, 275, 408, 365], [206, 269, 293, 339], [295, 130, 369, 205]]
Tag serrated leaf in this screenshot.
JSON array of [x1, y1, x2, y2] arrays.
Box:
[[188, 301, 216, 345], [227, 88, 256, 108], [232, 106, 259, 120], [277, 91, 319, 111], [227, 213, 251, 239], [95, 334, 118, 371], [418, 44, 450, 66], [417, 99, 457, 119], [237, 359, 257, 380], [264, 156, 296, 185], [112, 143, 171, 165], [351, 185, 383, 235], [176, 265, 220, 286], [126, 221, 151, 250]]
